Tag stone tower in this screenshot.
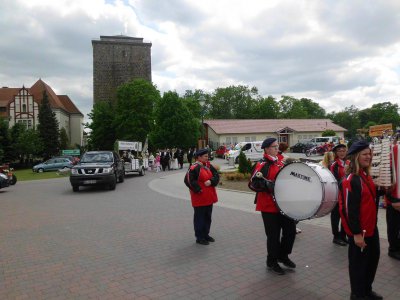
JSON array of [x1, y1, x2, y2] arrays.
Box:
[[92, 35, 152, 104]]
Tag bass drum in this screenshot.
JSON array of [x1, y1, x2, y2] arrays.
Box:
[[273, 162, 338, 221]]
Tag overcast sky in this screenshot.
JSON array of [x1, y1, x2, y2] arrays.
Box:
[[1, 0, 400, 119]]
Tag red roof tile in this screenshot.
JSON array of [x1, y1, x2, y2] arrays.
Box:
[[58, 95, 83, 115], [205, 119, 346, 134]]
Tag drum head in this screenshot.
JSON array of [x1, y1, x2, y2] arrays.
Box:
[[274, 162, 323, 220]]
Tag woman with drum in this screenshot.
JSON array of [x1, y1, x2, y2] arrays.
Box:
[[330, 144, 349, 246], [338, 141, 383, 300], [249, 138, 296, 275]]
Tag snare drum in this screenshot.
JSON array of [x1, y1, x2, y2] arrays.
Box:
[[273, 162, 338, 221]]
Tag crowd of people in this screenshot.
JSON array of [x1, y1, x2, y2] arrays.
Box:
[[183, 137, 400, 299]]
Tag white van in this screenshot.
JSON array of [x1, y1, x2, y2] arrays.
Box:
[[226, 141, 264, 163], [309, 136, 340, 146]]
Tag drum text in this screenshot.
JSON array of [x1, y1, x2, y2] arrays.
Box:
[[290, 171, 311, 182]]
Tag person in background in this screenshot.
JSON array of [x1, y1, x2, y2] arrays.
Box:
[[330, 144, 349, 246], [186, 149, 219, 245], [249, 138, 296, 275], [320, 151, 334, 168], [338, 141, 383, 300], [187, 147, 194, 166], [277, 142, 289, 162]]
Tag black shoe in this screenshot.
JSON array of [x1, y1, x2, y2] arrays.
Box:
[[333, 237, 347, 246], [267, 262, 285, 275], [278, 257, 296, 268], [196, 239, 209, 245], [388, 251, 400, 260], [350, 294, 368, 300], [367, 291, 383, 300], [206, 236, 215, 242]]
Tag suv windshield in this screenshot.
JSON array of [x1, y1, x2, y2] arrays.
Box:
[[80, 153, 113, 163]]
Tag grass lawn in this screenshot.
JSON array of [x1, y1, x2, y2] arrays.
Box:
[[14, 169, 70, 181]]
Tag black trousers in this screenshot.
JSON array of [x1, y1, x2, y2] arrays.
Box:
[[261, 212, 296, 264], [386, 205, 400, 253], [193, 205, 213, 240], [348, 229, 380, 297], [178, 158, 184, 169], [331, 203, 346, 239]]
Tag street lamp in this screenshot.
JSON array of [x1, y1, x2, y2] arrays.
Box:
[[198, 95, 206, 148]]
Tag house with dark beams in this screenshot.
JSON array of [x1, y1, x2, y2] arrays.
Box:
[[0, 79, 84, 146]]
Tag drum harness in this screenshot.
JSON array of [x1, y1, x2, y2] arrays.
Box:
[[249, 159, 274, 204]]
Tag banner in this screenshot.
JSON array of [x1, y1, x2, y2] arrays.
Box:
[[369, 124, 393, 137]]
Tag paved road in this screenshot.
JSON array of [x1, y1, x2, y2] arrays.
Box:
[[0, 166, 399, 299]]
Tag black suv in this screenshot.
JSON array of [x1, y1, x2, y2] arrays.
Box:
[[70, 151, 125, 192]]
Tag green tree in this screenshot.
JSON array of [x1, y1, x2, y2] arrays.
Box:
[[150, 91, 200, 149], [359, 102, 400, 128], [9, 122, 26, 162], [114, 79, 160, 143], [207, 85, 259, 119], [17, 129, 43, 161], [59, 127, 70, 150], [299, 98, 326, 118], [86, 101, 116, 150], [238, 151, 252, 174], [182, 89, 206, 120], [253, 96, 279, 119], [37, 91, 60, 159], [278, 96, 307, 119], [322, 129, 336, 137], [327, 105, 360, 138], [0, 118, 12, 162]]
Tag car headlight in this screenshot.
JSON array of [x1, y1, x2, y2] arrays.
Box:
[[71, 169, 78, 175], [102, 167, 114, 174]]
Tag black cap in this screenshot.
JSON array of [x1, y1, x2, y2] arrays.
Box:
[[195, 148, 208, 157], [332, 144, 346, 152], [347, 140, 370, 156], [261, 138, 277, 149]]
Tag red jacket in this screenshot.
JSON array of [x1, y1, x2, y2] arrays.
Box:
[[329, 158, 349, 182], [339, 172, 377, 237], [187, 162, 219, 207], [251, 154, 284, 213]]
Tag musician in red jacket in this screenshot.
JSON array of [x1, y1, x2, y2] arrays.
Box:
[[249, 138, 296, 275], [329, 144, 349, 246], [186, 148, 219, 245], [338, 141, 383, 300]]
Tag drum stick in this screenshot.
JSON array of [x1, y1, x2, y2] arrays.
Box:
[[361, 229, 366, 252]]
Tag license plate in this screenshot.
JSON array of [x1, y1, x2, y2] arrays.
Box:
[[83, 180, 96, 184]]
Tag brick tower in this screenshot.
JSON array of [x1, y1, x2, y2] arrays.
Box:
[[92, 35, 152, 104]]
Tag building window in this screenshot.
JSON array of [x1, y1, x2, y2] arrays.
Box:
[[251, 136, 256, 142], [0, 107, 6, 112], [22, 104, 27, 112], [226, 137, 231, 144], [245, 137, 250, 142]]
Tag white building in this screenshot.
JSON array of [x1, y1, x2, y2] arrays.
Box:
[[0, 79, 84, 146], [204, 119, 347, 149]]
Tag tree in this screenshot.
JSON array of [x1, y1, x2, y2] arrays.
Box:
[[59, 127, 70, 150], [253, 96, 279, 119], [0, 117, 12, 162], [238, 151, 252, 174], [322, 129, 336, 137], [278, 96, 307, 119], [359, 102, 400, 128], [327, 105, 360, 138], [9, 122, 26, 162], [299, 98, 326, 118], [207, 85, 259, 119], [114, 79, 160, 143], [37, 91, 60, 159], [17, 129, 43, 161], [86, 101, 116, 150], [150, 91, 200, 149]]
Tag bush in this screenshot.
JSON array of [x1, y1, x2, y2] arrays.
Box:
[[224, 172, 250, 181], [238, 151, 252, 174]]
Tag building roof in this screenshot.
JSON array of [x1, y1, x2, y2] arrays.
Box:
[[205, 119, 346, 134], [0, 79, 83, 116]]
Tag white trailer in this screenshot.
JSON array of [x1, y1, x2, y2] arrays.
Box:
[[116, 140, 148, 176]]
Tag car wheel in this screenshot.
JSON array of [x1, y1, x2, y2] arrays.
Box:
[[38, 168, 44, 173], [305, 150, 311, 157], [72, 185, 79, 192], [109, 176, 117, 190]]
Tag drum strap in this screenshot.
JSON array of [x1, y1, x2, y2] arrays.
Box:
[[250, 160, 273, 203]]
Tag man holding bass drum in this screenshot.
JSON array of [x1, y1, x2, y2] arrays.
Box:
[[248, 138, 297, 275]]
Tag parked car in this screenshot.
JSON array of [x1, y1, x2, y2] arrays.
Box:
[[215, 145, 229, 158], [32, 157, 73, 173], [69, 151, 125, 192], [290, 142, 316, 153]]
